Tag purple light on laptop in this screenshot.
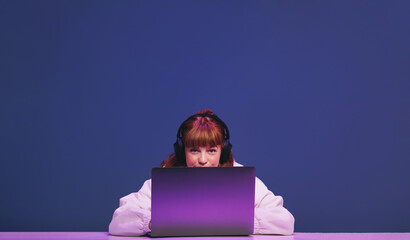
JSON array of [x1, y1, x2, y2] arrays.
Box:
[[151, 167, 255, 236]]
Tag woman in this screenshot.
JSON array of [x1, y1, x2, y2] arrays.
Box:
[[109, 109, 295, 236]]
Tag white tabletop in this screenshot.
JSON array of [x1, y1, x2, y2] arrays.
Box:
[[0, 232, 409, 240]]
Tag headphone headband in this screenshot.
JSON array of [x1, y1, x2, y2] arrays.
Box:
[[176, 113, 230, 141]]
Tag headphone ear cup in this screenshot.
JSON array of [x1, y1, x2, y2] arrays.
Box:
[[173, 139, 185, 164], [220, 140, 232, 163]]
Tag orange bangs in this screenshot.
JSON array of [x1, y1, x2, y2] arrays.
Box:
[[183, 117, 223, 148]]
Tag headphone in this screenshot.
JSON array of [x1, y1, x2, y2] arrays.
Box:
[[173, 113, 232, 165]]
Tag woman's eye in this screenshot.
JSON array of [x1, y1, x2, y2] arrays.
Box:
[[209, 149, 217, 153], [190, 149, 199, 152]]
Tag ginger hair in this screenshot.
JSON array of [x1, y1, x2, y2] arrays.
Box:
[[161, 109, 234, 167]]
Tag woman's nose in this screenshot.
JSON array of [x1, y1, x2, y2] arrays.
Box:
[[198, 152, 208, 165]]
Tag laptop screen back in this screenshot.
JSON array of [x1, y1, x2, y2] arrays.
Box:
[[151, 167, 255, 237]]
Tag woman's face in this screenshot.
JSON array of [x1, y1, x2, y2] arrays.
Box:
[[185, 145, 222, 167]]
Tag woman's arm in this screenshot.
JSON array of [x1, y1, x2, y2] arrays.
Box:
[[253, 177, 295, 235], [108, 179, 152, 236]]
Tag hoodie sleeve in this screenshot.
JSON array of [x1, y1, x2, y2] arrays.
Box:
[[253, 177, 295, 235], [109, 179, 152, 236]]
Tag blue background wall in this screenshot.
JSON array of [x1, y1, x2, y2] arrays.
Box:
[[1, 0, 409, 232]]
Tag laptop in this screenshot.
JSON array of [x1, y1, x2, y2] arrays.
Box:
[[150, 167, 255, 237]]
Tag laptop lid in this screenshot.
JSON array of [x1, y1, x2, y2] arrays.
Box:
[[150, 167, 255, 237]]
